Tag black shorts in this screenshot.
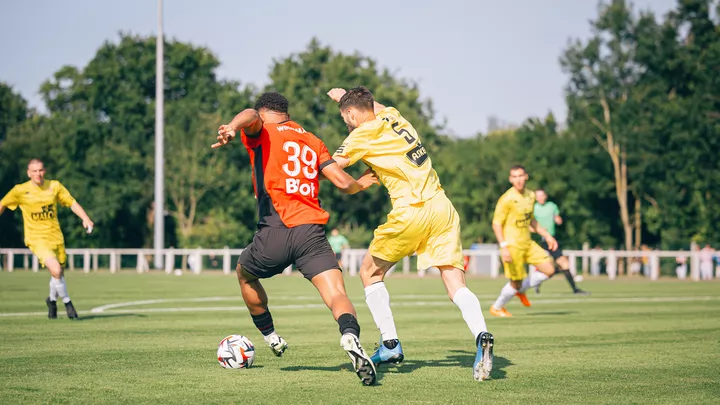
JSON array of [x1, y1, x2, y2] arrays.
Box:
[[238, 224, 339, 280], [335, 252, 343, 261], [539, 239, 564, 260]]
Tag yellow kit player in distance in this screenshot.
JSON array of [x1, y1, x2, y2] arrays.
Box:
[[328, 86, 493, 382], [489, 165, 557, 317], [0, 159, 94, 319]]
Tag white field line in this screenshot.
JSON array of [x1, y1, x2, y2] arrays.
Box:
[[0, 295, 718, 318]]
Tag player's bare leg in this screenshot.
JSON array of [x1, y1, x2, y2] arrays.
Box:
[[44, 257, 77, 319], [236, 265, 287, 357], [359, 253, 404, 365], [439, 266, 494, 381], [311, 269, 356, 320], [492, 262, 552, 316], [311, 269, 376, 386], [516, 262, 553, 306], [554, 256, 590, 295]]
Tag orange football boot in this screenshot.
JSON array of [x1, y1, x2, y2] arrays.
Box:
[[489, 306, 513, 317], [516, 292, 532, 307]]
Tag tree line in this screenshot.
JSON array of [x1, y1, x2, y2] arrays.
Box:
[[1, 0, 718, 251]]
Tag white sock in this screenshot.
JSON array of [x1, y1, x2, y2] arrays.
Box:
[[493, 282, 517, 309], [51, 277, 71, 304], [364, 282, 398, 341], [263, 331, 279, 343], [49, 277, 58, 301], [519, 271, 549, 293], [452, 287, 488, 339]]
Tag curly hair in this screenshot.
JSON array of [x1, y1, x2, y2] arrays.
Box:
[[338, 86, 374, 112], [254, 92, 289, 113]]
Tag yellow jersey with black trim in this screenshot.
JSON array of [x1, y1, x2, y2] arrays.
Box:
[[492, 187, 535, 249], [333, 107, 442, 207], [0, 180, 76, 245]]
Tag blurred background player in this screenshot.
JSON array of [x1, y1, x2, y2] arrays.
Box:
[[327, 228, 350, 268], [533, 189, 589, 295], [699, 244, 715, 280], [214, 92, 379, 386], [489, 166, 558, 317], [0, 159, 94, 319], [328, 86, 494, 382]]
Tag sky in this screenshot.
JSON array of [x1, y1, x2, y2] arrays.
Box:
[[0, 0, 677, 137]]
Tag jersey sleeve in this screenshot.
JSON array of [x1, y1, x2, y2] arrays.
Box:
[[55, 181, 76, 207], [0, 186, 20, 211], [316, 139, 335, 171], [529, 193, 537, 220], [377, 107, 402, 121], [552, 202, 560, 216], [492, 196, 510, 226], [333, 129, 370, 167], [241, 128, 264, 150]]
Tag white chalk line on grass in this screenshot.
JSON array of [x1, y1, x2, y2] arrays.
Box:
[[87, 292, 640, 314], [0, 295, 718, 318]]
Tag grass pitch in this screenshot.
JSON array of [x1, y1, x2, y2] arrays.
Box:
[[0, 271, 718, 404]]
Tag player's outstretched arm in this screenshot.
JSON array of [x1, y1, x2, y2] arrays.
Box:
[[0, 188, 18, 216], [492, 222, 511, 260], [321, 163, 378, 195], [70, 202, 94, 231], [531, 219, 557, 251], [326, 88, 386, 113], [212, 109, 263, 149]]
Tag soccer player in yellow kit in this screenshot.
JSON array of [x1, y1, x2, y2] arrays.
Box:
[[489, 165, 558, 317], [328, 86, 493, 382], [0, 159, 94, 319]]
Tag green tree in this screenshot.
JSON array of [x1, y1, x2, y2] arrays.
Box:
[[0, 84, 31, 247], [13, 34, 257, 249], [562, 0, 654, 250]]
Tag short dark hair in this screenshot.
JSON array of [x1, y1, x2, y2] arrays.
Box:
[[339, 86, 374, 112], [254, 92, 289, 113], [510, 165, 526, 173], [28, 158, 44, 168]]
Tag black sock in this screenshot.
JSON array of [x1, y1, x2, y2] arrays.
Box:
[[251, 311, 275, 336], [561, 270, 579, 291], [337, 313, 360, 338]]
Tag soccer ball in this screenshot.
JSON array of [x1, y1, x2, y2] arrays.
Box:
[[217, 335, 255, 369]]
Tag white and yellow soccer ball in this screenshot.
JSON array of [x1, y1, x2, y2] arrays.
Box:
[[217, 335, 255, 369]]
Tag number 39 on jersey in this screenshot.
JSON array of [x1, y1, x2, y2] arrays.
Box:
[[282, 141, 318, 198]]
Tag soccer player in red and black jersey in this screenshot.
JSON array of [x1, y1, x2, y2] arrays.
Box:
[[213, 92, 378, 386]]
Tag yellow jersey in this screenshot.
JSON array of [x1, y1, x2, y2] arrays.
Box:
[[492, 187, 536, 249], [0, 180, 76, 246], [333, 107, 442, 207]]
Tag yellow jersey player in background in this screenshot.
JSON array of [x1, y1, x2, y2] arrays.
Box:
[[489, 165, 558, 317], [0, 159, 94, 319], [327, 86, 493, 382]]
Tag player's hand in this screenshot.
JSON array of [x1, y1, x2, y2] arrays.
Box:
[[327, 88, 347, 103], [212, 125, 236, 149], [357, 169, 379, 190], [501, 247, 512, 263], [545, 235, 558, 251], [83, 218, 94, 234]]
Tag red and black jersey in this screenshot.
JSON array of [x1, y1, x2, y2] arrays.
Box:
[[241, 121, 335, 228]]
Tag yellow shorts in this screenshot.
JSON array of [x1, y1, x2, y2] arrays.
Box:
[[369, 191, 464, 271], [27, 242, 66, 267], [502, 241, 552, 281]]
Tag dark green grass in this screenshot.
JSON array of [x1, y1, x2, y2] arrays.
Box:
[[1, 271, 719, 404]]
